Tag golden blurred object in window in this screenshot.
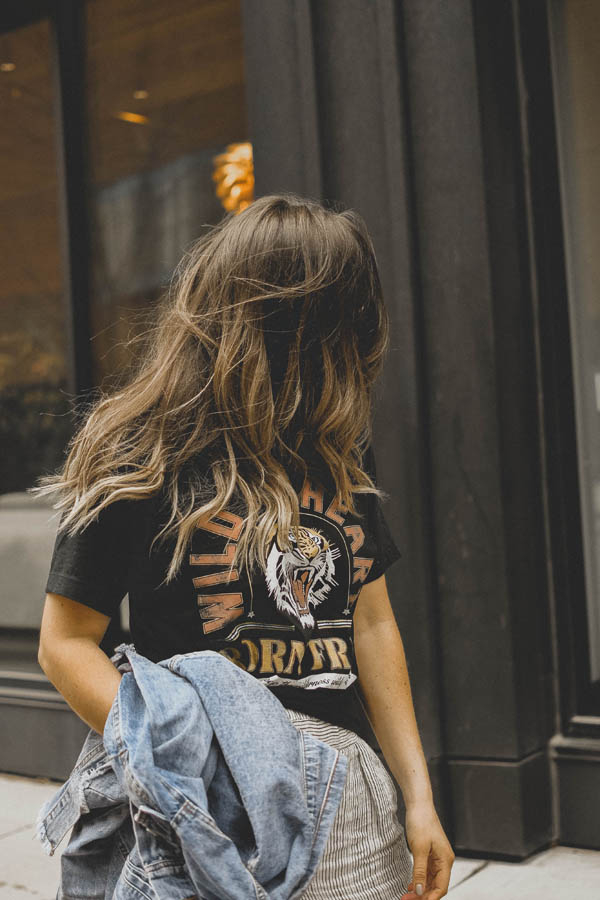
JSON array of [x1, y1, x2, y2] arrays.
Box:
[[212, 141, 254, 213]]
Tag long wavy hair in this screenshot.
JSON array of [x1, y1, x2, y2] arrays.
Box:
[[30, 192, 391, 586]]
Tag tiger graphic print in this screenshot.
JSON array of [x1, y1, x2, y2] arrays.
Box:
[[265, 524, 341, 636]]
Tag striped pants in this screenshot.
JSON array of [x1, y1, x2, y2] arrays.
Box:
[[286, 710, 414, 899]]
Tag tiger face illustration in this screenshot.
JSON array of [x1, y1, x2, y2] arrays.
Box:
[[265, 525, 340, 636]]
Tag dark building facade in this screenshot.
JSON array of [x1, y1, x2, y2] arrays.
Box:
[[0, 0, 598, 858]]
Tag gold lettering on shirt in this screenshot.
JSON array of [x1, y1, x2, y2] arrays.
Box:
[[344, 524, 365, 553], [194, 510, 244, 540], [190, 542, 237, 567], [283, 640, 306, 675], [352, 557, 374, 584], [299, 478, 324, 513], [307, 638, 326, 670], [198, 593, 244, 634], [192, 569, 239, 588], [191, 516, 244, 633], [213, 636, 353, 677], [322, 637, 351, 670], [242, 639, 259, 672], [259, 639, 287, 674], [325, 495, 349, 525]]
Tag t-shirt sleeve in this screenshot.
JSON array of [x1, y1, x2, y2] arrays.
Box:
[[44, 498, 136, 618], [361, 444, 402, 584]]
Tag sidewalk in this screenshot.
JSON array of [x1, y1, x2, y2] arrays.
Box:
[[0, 772, 598, 899]]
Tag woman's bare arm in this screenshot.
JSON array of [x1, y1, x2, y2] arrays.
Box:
[[354, 573, 432, 804], [38, 593, 122, 735], [354, 573, 454, 899]]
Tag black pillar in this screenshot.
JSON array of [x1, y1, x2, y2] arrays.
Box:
[[241, 0, 555, 857]]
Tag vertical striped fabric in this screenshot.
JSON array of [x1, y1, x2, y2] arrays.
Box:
[[286, 709, 414, 899]]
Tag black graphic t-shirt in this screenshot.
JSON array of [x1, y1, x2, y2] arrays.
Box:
[[44, 444, 401, 741]]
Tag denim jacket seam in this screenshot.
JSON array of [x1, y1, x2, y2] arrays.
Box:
[[112, 682, 124, 752], [123, 853, 148, 879], [298, 730, 308, 802], [252, 876, 270, 900], [77, 742, 108, 772], [39, 786, 72, 827], [121, 867, 155, 900], [310, 747, 343, 852], [170, 796, 224, 836], [137, 857, 188, 875], [299, 738, 319, 827]]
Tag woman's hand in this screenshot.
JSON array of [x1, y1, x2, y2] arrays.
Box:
[[402, 801, 455, 899]]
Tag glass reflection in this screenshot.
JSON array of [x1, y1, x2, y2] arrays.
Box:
[[84, 0, 249, 386], [0, 19, 71, 496]]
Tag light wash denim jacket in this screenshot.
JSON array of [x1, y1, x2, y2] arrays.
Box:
[[36, 643, 348, 900]]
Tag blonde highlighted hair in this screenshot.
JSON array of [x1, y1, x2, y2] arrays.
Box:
[[31, 193, 391, 585]]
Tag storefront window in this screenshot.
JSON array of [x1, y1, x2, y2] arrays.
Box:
[[549, 0, 600, 687], [84, 0, 249, 387], [0, 18, 72, 496]]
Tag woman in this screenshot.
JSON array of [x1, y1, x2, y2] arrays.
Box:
[[34, 193, 454, 899]]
